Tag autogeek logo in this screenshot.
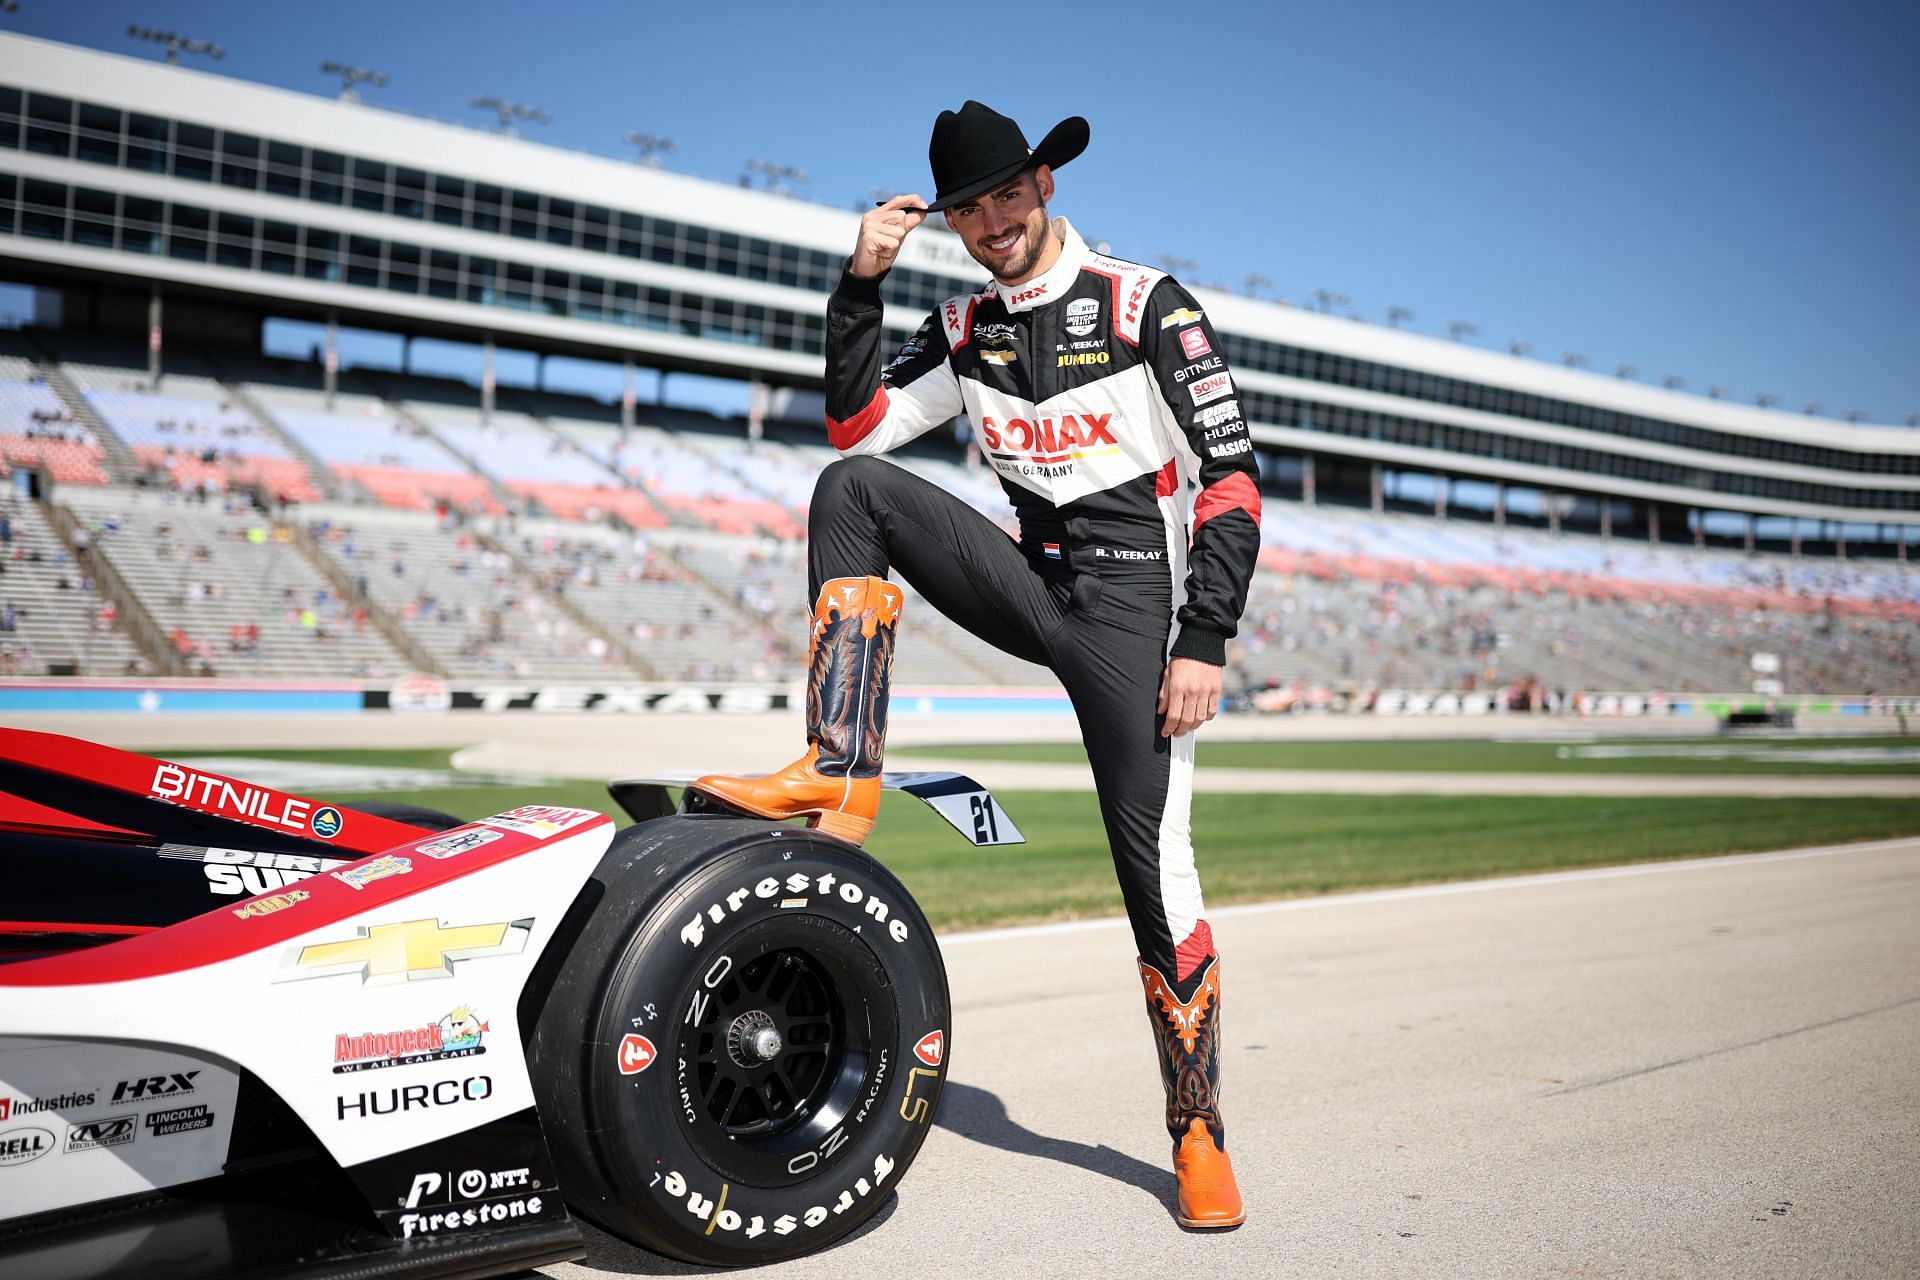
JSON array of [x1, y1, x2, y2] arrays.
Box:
[[333, 1007, 488, 1074]]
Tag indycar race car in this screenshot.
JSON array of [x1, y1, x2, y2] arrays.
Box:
[[0, 727, 1021, 1277]]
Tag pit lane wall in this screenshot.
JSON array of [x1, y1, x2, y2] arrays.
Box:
[[0, 678, 1914, 720]]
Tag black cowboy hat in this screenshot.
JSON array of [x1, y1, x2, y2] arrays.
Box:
[[921, 101, 1089, 213]]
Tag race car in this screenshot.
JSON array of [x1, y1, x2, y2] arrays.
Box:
[[0, 727, 1017, 1276]]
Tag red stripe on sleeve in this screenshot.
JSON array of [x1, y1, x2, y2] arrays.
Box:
[[1193, 472, 1262, 531], [827, 385, 892, 450]]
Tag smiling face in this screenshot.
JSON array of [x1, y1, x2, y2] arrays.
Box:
[[945, 166, 1060, 286]]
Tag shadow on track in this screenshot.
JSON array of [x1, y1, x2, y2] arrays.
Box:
[[933, 1080, 1179, 1212], [565, 1196, 898, 1276]]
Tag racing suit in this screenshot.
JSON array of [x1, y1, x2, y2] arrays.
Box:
[[816, 217, 1262, 993]]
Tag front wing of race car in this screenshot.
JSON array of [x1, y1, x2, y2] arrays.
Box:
[[0, 735, 617, 1279]]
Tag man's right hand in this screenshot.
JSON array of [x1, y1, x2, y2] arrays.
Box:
[[850, 194, 928, 278]]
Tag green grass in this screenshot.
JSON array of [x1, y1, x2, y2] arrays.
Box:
[[897, 735, 1920, 775], [164, 746, 1920, 934]]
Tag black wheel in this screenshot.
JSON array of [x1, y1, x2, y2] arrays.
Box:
[[526, 815, 949, 1267], [343, 799, 465, 831]]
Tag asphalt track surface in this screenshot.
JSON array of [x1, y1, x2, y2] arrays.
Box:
[[532, 836, 1920, 1280]]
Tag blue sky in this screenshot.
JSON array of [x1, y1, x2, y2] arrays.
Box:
[[11, 0, 1919, 423]]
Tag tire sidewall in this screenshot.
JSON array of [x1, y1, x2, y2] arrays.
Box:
[[582, 834, 948, 1265]]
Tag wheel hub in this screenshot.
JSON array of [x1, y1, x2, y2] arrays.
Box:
[[727, 1010, 783, 1067]]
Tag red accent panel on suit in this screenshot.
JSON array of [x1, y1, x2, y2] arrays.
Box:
[[1081, 267, 1137, 346], [1154, 457, 1179, 498], [827, 386, 891, 450], [1193, 472, 1261, 531], [1174, 919, 1215, 982]]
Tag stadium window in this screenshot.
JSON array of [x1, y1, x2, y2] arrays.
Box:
[[582, 205, 610, 253], [609, 280, 638, 325], [509, 190, 539, 240], [20, 178, 67, 240], [713, 230, 742, 277], [119, 195, 161, 254], [262, 220, 298, 275], [76, 102, 121, 165], [393, 167, 427, 219], [576, 274, 608, 320], [308, 149, 345, 204], [0, 173, 13, 234], [427, 249, 459, 298], [301, 227, 340, 281], [537, 268, 572, 316], [545, 196, 578, 247], [431, 174, 467, 226], [387, 242, 420, 294], [124, 112, 166, 173], [464, 256, 498, 305], [72, 186, 116, 248], [215, 212, 256, 269], [504, 261, 534, 310], [681, 224, 710, 272], [615, 211, 645, 258], [24, 93, 73, 158], [218, 132, 261, 190], [471, 183, 503, 233], [346, 234, 382, 287], [174, 122, 215, 182], [168, 204, 210, 261], [351, 158, 389, 213], [745, 237, 773, 283], [265, 141, 303, 198], [0, 86, 18, 149]]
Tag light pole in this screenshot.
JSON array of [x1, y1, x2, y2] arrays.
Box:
[[1844, 409, 1869, 423], [625, 132, 677, 167], [1662, 375, 1686, 391], [472, 97, 549, 136], [1310, 289, 1347, 315], [1157, 254, 1200, 279], [1707, 386, 1727, 399], [127, 24, 223, 65], [1386, 306, 1413, 329], [321, 62, 386, 102], [1615, 364, 1637, 380], [1562, 353, 1589, 369], [1803, 403, 1822, 416], [1508, 340, 1531, 357], [744, 159, 811, 196], [1446, 320, 1478, 343], [1242, 273, 1272, 299], [1754, 392, 1779, 409]]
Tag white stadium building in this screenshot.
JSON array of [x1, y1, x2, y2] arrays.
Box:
[[0, 31, 1912, 705]]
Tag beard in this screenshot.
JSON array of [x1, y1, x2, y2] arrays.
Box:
[[972, 209, 1052, 284]]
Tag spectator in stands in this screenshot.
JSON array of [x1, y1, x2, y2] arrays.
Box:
[[0, 601, 13, 632]]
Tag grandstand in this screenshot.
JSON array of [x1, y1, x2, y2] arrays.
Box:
[[0, 31, 1913, 699]]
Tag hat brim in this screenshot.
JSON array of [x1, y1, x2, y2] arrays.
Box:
[[924, 115, 1089, 213]]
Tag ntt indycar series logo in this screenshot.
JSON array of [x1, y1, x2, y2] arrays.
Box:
[[334, 1007, 489, 1074]]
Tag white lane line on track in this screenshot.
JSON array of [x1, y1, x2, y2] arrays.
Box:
[[935, 835, 1920, 946]]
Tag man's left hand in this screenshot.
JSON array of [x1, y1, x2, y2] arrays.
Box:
[[1157, 657, 1222, 738]]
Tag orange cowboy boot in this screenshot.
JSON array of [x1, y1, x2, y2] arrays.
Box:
[[689, 575, 902, 844], [1139, 954, 1246, 1228]]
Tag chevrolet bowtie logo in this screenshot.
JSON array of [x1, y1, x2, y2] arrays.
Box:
[[1159, 307, 1205, 329], [979, 350, 1017, 365], [277, 917, 532, 985]]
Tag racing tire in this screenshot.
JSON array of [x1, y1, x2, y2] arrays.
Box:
[[526, 814, 949, 1267], [342, 799, 466, 831]]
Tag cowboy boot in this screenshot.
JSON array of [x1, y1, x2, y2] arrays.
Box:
[[1139, 953, 1246, 1229], [689, 575, 901, 844]]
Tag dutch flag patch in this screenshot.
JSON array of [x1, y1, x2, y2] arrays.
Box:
[[1043, 543, 1062, 560]]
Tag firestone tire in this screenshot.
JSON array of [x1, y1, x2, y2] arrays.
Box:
[[526, 814, 950, 1267]]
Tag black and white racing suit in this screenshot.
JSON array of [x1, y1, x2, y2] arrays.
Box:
[[815, 217, 1262, 991]]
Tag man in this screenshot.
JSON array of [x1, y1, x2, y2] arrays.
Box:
[[692, 102, 1260, 1228]]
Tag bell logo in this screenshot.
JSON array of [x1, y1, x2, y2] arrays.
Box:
[[616, 1034, 656, 1076], [914, 1030, 944, 1068], [278, 918, 532, 986]]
